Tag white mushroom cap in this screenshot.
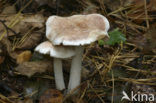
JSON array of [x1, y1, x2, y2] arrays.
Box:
[[35, 41, 76, 58], [46, 14, 110, 46]]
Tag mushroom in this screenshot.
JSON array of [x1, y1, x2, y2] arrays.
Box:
[[35, 41, 76, 90], [46, 14, 110, 93]]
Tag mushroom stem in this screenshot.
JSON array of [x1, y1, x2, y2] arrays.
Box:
[[68, 46, 84, 93], [53, 58, 65, 90]]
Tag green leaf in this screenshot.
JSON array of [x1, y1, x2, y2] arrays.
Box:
[[98, 28, 126, 46], [106, 28, 126, 45], [98, 39, 105, 46]]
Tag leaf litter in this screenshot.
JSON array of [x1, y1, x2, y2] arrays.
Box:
[[0, 0, 156, 103]]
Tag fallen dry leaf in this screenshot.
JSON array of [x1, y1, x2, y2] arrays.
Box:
[[15, 60, 52, 77], [39, 89, 63, 103], [0, 14, 24, 36], [15, 32, 43, 50], [1, 37, 18, 59], [22, 14, 45, 28], [1, 34, 42, 60], [1, 37, 40, 60], [0, 13, 45, 37], [1, 4, 16, 14], [16, 50, 32, 64]]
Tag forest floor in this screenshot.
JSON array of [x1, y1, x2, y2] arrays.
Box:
[[0, 0, 156, 103]]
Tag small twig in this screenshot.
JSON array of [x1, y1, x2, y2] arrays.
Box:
[[111, 70, 114, 103], [144, 0, 149, 29], [98, 0, 107, 15], [0, 20, 9, 36], [77, 81, 88, 103], [89, 82, 105, 103], [0, 20, 18, 37], [63, 83, 82, 101]]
